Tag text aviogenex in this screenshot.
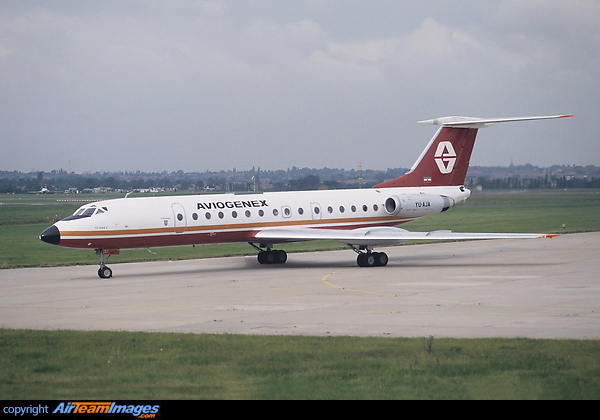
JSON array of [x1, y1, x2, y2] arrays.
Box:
[[197, 199, 268, 210], [53, 402, 160, 416]]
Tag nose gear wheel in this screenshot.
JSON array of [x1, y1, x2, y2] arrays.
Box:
[[96, 249, 113, 278]]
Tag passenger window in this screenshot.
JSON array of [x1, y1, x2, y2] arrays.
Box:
[[205, 212, 211, 220], [246, 210, 251, 218], [232, 211, 238, 218], [362, 205, 368, 212], [327, 206, 333, 213], [177, 213, 183, 221], [192, 213, 198, 220], [351, 205, 356, 212], [339, 206, 345, 213]]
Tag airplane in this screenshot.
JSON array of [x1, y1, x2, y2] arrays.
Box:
[[40, 114, 571, 278]]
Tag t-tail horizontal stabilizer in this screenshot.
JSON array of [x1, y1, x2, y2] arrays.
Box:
[[418, 114, 573, 129]]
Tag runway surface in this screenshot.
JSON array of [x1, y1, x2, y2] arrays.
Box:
[[1, 232, 599, 339]]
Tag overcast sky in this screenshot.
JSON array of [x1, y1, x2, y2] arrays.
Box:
[[1, 0, 598, 173]]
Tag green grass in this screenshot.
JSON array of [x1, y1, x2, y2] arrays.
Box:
[[1, 330, 599, 400], [407, 189, 600, 233]]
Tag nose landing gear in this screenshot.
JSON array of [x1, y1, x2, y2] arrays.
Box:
[[98, 265, 113, 279], [96, 249, 116, 278]]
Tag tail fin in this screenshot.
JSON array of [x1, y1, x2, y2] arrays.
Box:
[[373, 115, 572, 188]]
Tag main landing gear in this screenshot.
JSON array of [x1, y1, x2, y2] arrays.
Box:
[[349, 245, 389, 267], [96, 249, 113, 278], [356, 251, 388, 267], [249, 243, 288, 265], [249, 242, 388, 267]]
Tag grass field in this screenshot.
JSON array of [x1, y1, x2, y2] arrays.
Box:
[[1, 190, 599, 399], [1, 330, 599, 400]]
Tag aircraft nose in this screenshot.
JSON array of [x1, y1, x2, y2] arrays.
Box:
[[40, 225, 61, 246]]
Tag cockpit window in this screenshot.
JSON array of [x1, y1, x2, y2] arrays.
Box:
[[62, 205, 107, 221], [81, 207, 97, 217]]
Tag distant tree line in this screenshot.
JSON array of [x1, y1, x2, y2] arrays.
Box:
[[0, 167, 403, 194], [467, 175, 600, 190], [1, 166, 599, 194]]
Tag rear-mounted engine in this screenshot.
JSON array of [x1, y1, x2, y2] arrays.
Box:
[[384, 194, 455, 217]]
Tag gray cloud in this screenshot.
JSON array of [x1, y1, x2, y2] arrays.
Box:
[[1, 0, 598, 173]]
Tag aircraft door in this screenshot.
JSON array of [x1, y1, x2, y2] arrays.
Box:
[[310, 202, 322, 220], [171, 203, 187, 233]]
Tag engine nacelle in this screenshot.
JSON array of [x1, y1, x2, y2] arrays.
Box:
[[384, 194, 455, 217]]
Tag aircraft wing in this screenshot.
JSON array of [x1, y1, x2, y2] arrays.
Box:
[[253, 227, 558, 247]]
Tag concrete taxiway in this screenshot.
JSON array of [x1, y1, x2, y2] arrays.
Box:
[[1, 232, 599, 339]]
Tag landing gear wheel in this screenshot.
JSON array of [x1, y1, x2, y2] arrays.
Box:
[[275, 250, 287, 264], [257, 250, 288, 265], [265, 251, 276, 264], [357, 252, 376, 267], [373, 252, 388, 266], [98, 266, 112, 278], [257, 251, 266, 264], [357, 252, 388, 267]]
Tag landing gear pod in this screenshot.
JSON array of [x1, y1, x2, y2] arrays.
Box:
[[384, 195, 455, 217]]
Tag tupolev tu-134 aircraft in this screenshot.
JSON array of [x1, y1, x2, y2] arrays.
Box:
[[40, 114, 571, 278]]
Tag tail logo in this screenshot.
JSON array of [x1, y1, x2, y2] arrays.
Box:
[[434, 141, 457, 174]]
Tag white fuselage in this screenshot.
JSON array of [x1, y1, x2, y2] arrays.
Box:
[[52, 186, 470, 250]]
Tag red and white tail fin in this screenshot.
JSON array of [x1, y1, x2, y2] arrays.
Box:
[[373, 115, 572, 188]]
